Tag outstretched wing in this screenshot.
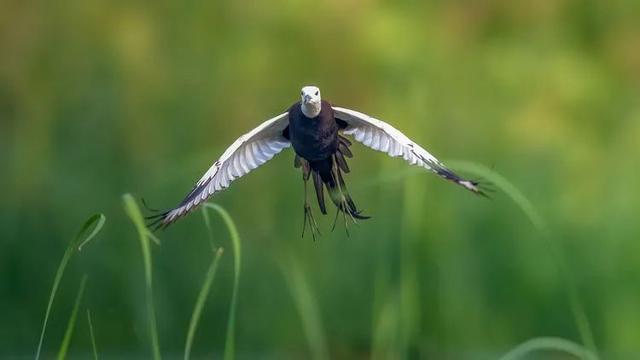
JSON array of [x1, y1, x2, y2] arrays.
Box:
[[150, 112, 291, 228], [333, 106, 485, 195]]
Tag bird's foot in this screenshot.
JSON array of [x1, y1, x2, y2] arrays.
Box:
[[331, 199, 357, 237], [302, 204, 321, 241]]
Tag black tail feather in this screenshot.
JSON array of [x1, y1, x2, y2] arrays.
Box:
[[309, 154, 370, 222], [338, 135, 352, 147], [334, 161, 357, 213], [312, 171, 327, 215], [338, 142, 353, 158], [335, 151, 350, 173]]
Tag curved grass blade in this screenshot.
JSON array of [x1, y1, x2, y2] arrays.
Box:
[[446, 160, 598, 359], [57, 275, 88, 360], [123, 194, 162, 360], [280, 257, 329, 360], [203, 203, 241, 360], [35, 213, 105, 360], [184, 247, 225, 360], [201, 204, 217, 252], [445, 161, 546, 232], [77, 214, 107, 251], [499, 336, 598, 360], [87, 309, 98, 360]]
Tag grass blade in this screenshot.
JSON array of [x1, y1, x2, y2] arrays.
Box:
[[499, 336, 598, 360], [35, 214, 106, 360], [77, 214, 107, 252], [201, 204, 217, 252], [57, 275, 88, 360], [203, 203, 241, 360], [87, 309, 98, 360], [371, 295, 400, 360], [446, 161, 546, 232], [184, 247, 225, 360], [123, 194, 162, 360], [447, 160, 598, 359], [280, 258, 329, 360]]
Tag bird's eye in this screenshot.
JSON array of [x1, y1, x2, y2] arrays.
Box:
[[315, 91, 319, 96], [301, 91, 304, 95]]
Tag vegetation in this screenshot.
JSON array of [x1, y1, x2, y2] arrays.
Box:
[[33, 195, 598, 359]]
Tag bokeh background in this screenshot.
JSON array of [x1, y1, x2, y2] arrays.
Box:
[[2, 0, 640, 358]]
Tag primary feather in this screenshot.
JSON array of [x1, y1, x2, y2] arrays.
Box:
[[150, 112, 290, 228], [333, 106, 485, 195]]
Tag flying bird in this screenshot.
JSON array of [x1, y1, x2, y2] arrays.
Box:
[[148, 86, 485, 236]]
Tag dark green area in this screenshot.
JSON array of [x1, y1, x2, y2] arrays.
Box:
[[1, 0, 639, 358]]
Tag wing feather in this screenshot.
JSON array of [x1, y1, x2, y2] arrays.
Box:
[[333, 106, 484, 195], [154, 112, 290, 227]]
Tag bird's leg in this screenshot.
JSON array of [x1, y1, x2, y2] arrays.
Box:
[[330, 195, 352, 237], [301, 161, 320, 240], [330, 197, 351, 238], [331, 207, 340, 232], [303, 179, 321, 240]]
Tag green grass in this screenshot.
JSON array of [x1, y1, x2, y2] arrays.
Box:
[[33, 187, 600, 359], [57, 275, 88, 360], [35, 213, 105, 360], [184, 247, 225, 360], [499, 337, 598, 360], [446, 161, 546, 232], [201, 202, 218, 252], [34, 200, 241, 359], [371, 294, 400, 360], [87, 309, 99, 360], [280, 257, 329, 360], [123, 194, 162, 360], [360, 160, 599, 358], [448, 160, 598, 359], [203, 203, 241, 360]]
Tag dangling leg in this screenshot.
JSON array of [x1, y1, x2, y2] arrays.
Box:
[[300, 158, 321, 240]]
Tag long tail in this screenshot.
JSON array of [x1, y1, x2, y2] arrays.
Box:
[[310, 137, 370, 220]]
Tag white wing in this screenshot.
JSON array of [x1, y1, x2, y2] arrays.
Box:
[[152, 112, 291, 227], [333, 106, 484, 195]]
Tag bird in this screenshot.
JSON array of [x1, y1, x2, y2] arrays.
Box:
[[147, 85, 486, 237]]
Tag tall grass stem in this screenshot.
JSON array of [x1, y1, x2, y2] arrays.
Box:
[[123, 194, 162, 360], [87, 309, 98, 360], [447, 160, 598, 359], [201, 205, 217, 251], [203, 203, 241, 360], [280, 258, 329, 360], [184, 247, 225, 360], [57, 275, 88, 360], [35, 214, 105, 360]]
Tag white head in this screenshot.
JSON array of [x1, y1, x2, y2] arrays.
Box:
[[300, 85, 322, 118]]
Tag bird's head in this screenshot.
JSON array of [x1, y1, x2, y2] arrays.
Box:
[[300, 85, 322, 118]]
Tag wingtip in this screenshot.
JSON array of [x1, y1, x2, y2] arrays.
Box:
[[462, 179, 494, 199], [145, 212, 170, 231], [143, 203, 176, 231]]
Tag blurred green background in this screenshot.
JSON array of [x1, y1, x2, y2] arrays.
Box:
[[2, 0, 640, 358]]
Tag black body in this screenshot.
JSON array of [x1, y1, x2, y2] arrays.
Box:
[[284, 100, 368, 220], [287, 100, 339, 161]]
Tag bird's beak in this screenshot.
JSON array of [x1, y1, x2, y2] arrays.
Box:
[[303, 95, 312, 103]]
